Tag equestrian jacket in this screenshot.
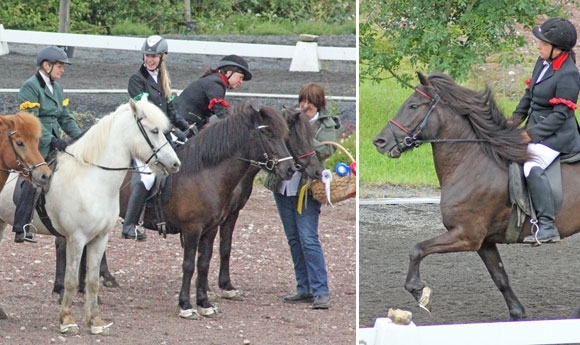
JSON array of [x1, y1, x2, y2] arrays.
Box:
[[264, 110, 340, 194], [18, 72, 82, 158], [128, 65, 189, 131], [173, 73, 229, 127], [514, 53, 580, 154]]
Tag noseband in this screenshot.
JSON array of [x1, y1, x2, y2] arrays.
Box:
[[0, 130, 49, 176]]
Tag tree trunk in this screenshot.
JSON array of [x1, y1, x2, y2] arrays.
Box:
[[58, 0, 71, 33], [184, 0, 191, 23]]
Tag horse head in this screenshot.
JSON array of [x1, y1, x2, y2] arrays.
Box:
[[0, 112, 52, 190], [373, 72, 443, 158], [281, 106, 323, 179], [129, 97, 181, 176], [253, 105, 297, 180]]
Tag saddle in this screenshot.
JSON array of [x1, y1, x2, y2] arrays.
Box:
[[506, 152, 580, 242], [130, 168, 179, 238]]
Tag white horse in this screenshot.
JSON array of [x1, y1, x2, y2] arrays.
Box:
[[0, 97, 180, 335]]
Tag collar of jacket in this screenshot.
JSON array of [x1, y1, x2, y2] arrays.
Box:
[[218, 72, 230, 88], [551, 52, 569, 70]]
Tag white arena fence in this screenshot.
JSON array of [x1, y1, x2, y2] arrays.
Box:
[[359, 317, 580, 345], [0, 25, 356, 72]]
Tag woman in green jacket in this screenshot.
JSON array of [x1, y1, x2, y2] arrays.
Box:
[[13, 46, 82, 243]]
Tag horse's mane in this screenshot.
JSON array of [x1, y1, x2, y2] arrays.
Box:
[[427, 73, 529, 166], [11, 111, 42, 140], [180, 102, 288, 173]]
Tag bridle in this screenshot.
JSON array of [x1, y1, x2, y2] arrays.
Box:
[[0, 130, 48, 176], [134, 114, 172, 174], [388, 87, 486, 153], [235, 123, 294, 171], [293, 150, 316, 171]]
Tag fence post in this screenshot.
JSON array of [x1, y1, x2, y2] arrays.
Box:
[[0, 24, 9, 56], [289, 34, 320, 72]]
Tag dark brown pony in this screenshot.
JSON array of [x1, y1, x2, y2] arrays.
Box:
[[0, 111, 52, 193], [371, 72, 580, 320], [115, 103, 295, 318], [52, 106, 323, 307], [206, 106, 323, 300]]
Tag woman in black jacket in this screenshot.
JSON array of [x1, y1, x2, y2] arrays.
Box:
[[124, 35, 192, 240], [511, 18, 580, 244], [174, 54, 252, 129]]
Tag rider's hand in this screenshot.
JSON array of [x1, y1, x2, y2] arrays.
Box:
[[50, 137, 68, 151]]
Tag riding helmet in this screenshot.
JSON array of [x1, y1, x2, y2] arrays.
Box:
[[533, 17, 577, 51], [37, 46, 70, 66], [215, 55, 252, 81], [141, 35, 168, 55]]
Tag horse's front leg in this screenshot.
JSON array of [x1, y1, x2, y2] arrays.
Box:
[[84, 234, 113, 335], [178, 230, 201, 320], [477, 243, 526, 320], [196, 226, 220, 317], [218, 213, 243, 300], [59, 238, 83, 335], [405, 227, 482, 312]]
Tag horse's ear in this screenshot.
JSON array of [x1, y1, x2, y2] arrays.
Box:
[[417, 72, 429, 86], [129, 98, 137, 114]]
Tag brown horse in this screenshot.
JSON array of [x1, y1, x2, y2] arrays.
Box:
[[117, 103, 296, 319], [52, 106, 322, 306], [0, 111, 52, 194], [371, 72, 580, 320]]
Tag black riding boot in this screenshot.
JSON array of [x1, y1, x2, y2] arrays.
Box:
[[13, 180, 37, 243], [523, 167, 561, 244], [121, 181, 148, 240]]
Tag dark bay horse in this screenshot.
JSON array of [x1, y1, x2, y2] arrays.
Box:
[[118, 103, 296, 319], [372, 72, 580, 320], [52, 106, 322, 307], [0, 111, 52, 194]]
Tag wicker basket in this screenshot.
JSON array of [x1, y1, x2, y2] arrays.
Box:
[[309, 141, 356, 205]]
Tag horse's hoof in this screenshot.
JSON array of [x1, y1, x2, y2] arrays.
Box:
[[207, 291, 218, 303], [199, 306, 221, 318], [418, 287, 432, 314], [103, 278, 120, 288], [221, 289, 243, 301], [60, 323, 79, 334], [178, 308, 200, 320], [91, 321, 113, 335]]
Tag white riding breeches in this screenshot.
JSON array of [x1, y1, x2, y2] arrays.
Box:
[[134, 158, 155, 190], [523, 143, 560, 177]]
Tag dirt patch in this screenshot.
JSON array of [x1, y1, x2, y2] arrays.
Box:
[[0, 186, 356, 344]]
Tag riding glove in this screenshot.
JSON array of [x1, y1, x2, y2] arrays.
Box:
[[50, 137, 68, 151]]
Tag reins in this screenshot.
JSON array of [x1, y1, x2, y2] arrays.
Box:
[[389, 87, 488, 151], [53, 113, 171, 175]]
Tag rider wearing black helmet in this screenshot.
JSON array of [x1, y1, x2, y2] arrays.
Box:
[[510, 17, 580, 244], [123, 35, 193, 241], [173, 54, 252, 129], [14, 46, 82, 243]]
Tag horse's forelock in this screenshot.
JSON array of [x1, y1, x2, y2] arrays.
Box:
[[135, 100, 171, 132], [259, 105, 288, 138], [13, 111, 42, 139]]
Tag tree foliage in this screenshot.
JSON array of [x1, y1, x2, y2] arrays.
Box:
[[360, 0, 579, 84], [0, 0, 354, 35]]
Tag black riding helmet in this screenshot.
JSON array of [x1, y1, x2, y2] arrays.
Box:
[[37, 46, 70, 66], [215, 55, 252, 81], [533, 17, 577, 51]]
